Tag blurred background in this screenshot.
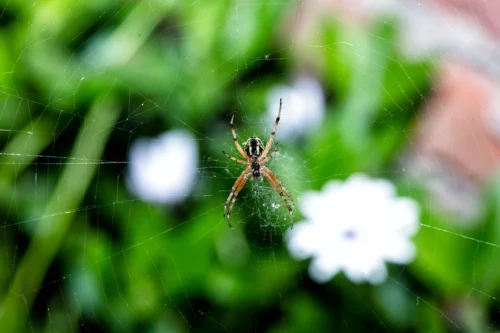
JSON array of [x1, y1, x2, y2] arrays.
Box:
[[1, 0, 500, 332]]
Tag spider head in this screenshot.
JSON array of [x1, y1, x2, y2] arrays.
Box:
[[243, 136, 264, 158]]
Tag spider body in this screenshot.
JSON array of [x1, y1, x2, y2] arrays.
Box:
[[251, 161, 261, 178], [244, 136, 264, 159], [222, 99, 295, 229], [244, 136, 265, 178]]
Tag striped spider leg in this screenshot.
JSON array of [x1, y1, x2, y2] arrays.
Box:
[[222, 168, 251, 227], [261, 166, 294, 229]]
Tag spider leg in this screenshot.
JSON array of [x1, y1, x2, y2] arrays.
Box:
[[262, 166, 295, 207], [261, 98, 282, 159], [222, 151, 247, 165], [260, 146, 278, 164], [223, 169, 251, 227], [226, 172, 251, 227], [261, 169, 294, 229], [230, 113, 248, 158]]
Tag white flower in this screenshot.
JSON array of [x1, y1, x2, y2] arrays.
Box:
[[267, 76, 325, 139], [286, 174, 419, 284], [127, 130, 198, 204]]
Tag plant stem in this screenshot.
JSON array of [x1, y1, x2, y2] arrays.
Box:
[[0, 95, 120, 331]]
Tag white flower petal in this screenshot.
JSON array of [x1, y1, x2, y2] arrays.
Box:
[[267, 76, 325, 140], [346, 174, 396, 200], [298, 191, 332, 222], [366, 261, 388, 285], [309, 255, 341, 283], [389, 198, 420, 236], [383, 238, 416, 264], [343, 264, 366, 284], [286, 221, 318, 260], [286, 173, 420, 285], [127, 130, 198, 204]]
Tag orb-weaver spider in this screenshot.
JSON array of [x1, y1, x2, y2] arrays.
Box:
[[222, 99, 295, 229]]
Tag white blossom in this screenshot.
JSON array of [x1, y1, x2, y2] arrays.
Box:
[[267, 76, 325, 139], [286, 174, 419, 284], [127, 130, 198, 204]]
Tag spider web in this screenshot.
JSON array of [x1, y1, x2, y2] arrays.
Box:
[[0, 0, 500, 332]]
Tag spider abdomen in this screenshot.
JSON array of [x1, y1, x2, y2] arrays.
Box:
[[244, 136, 265, 158]]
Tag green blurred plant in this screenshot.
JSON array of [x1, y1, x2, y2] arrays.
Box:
[[1, 1, 499, 332]]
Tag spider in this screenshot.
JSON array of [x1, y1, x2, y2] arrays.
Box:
[[222, 98, 295, 229]]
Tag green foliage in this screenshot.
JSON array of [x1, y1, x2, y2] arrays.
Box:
[[0, 1, 498, 332]]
